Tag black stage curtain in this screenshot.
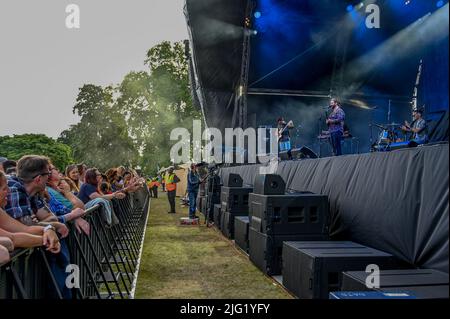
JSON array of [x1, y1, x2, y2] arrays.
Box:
[[219, 143, 449, 273]]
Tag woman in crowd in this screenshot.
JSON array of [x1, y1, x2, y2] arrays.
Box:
[[65, 164, 81, 193], [46, 164, 90, 235], [77, 163, 87, 184], [78, 168, 126, 204]]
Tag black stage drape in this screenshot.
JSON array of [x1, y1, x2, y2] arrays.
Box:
[[219, 143, 449, 273]]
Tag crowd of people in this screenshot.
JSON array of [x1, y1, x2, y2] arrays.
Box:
[[0, 155, 145, 298]]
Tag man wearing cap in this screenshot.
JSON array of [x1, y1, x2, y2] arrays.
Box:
[[402, 108, 429, 145]]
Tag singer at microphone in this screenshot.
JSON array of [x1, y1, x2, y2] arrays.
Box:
[[326, 98, 345, 156]]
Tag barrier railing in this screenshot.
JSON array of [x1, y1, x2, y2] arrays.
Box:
[[0, 186, 150, 299]]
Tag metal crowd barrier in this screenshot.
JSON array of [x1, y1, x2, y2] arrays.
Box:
[[0, 186, 150, 299]]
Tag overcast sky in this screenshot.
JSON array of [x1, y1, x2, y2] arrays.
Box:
[[0, 0, 188, 138]]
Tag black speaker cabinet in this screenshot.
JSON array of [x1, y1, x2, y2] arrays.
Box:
[[204, 193, 220, 220], [222, 173, 243, 187], [234, 216, 250, 253], [213, 204, 221, 229], [341, 269, 449, 299], [249, 193, 329, 236], [282, 241, 399, 299], [249, 228, 329, 276], [253, 174, 286, 195], [221, 186, 253, 214], [221, 211, 249, 239]]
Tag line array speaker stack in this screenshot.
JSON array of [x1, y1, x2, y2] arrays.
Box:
[[220, 173, 252, 239], [339, 269, 449, 299], [248, 174, 330, 275], [204, 174, 221, 221], [282, 241, 400, 299]]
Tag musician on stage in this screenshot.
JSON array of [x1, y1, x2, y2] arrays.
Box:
[[326, 98, 345, 156], [401, 107, 428, 145], [277, 117, 293, 159]]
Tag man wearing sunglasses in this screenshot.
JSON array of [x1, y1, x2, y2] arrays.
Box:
[[4, 155, 68, 238]]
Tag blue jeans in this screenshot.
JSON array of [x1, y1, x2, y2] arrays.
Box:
[[188, 190, 198, 218], [279, 140, 291, 152], [46, 239, 72, 299], [330, 131, 343, 156]]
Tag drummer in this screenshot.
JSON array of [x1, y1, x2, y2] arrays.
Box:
[[401, 107, 428, 145]]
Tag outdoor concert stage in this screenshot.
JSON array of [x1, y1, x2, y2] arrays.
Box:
[[218, 142, 449, 274]]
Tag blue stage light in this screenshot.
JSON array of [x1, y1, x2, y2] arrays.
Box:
[[346, 5, 354, 12], [436, 0, 444, 8], [254, 11, 262, 19]]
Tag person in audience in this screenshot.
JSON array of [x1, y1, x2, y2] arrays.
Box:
[[78, 168, 126, 204], [4, 156, 68, 235], [0, 171, 60, 253], [106, 168, 123, 191], [123, 171, 132, 187], [0, 241, 10, 264], [3, 156, 71, 298], [46, 164, 90, 235], [100, 181, 113, 195], [0, 157, 7, 173], [77, 163, 87, 184], [65, 164, 81, 193], [2, 160, 17, 176]]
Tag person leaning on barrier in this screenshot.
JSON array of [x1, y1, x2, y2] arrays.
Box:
[[0, 171, 60, 253], [4, 155, 69, 238], [77, 168, 126, 204], [0, 240, 10, 264], [46, 163, 90, 235], [2, 156, 72, 298]]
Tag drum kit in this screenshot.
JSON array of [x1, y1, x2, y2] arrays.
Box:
[[372, 122, 406, 151]]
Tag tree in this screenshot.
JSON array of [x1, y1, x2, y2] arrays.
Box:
[[59, 84, 139, 171], [59, 41, 202, 175], [0, 134, 74, 171], [116, 41, 201, 175]]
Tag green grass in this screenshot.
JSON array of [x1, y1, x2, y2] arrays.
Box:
[[134, 194, 293, 299]]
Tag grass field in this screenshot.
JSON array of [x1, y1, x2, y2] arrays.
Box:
[[134, 193, 293, 299]]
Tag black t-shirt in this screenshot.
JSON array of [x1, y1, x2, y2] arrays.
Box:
[[78, 183, 98, 204]]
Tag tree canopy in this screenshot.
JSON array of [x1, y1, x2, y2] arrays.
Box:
[[59, 41, 201, 175], [0, 134, 74, 171]]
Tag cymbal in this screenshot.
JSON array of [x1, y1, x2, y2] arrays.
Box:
[[384, 122, 402, 126]]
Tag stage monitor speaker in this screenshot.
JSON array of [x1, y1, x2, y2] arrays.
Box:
[[340, 269, 449, 299], [223, 173, 243, 187], [248, 228, 328, 276], [282, 241, 399, 299], [279, 147, 318, 161], [253, 174, 286, 195]]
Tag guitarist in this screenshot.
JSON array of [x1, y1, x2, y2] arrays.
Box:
[[326, 98, 346, 156], [277, 117, 293, 159]]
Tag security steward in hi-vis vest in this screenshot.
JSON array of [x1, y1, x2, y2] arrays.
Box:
[[165, 167, 179, 214], [147, 177, 160, 198]]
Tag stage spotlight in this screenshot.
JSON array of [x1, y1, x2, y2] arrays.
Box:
[[436, 0, 444, 8], [405, 0, 411, 5], [346, 4, 354, 12], [254, 11, 262, 19]]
